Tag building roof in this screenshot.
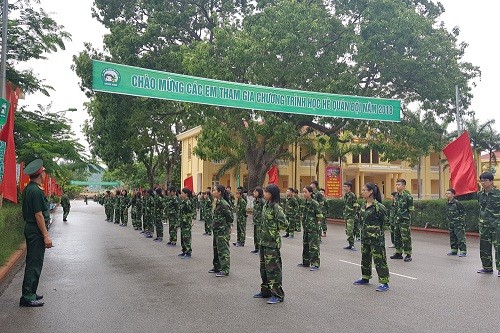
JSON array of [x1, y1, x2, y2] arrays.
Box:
[[176, 125, 202, 141], [481, 150, 500, 161]]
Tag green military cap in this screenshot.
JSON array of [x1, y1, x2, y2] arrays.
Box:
[[24, 159, 45, 176]]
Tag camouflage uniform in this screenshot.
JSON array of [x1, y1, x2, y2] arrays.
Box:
[[312, 190, 327, 235], [477, 187, 500, 270], [179, 198, 193, 254], [388, 199, 396, 245], [201, 197, 213, 235], [113, 194, 121, 224], [259, 202, 288, 300], [104, 194, 112, 221], [446, 197, 467, 255], [301, 199, 323, 267], [359, 201, 390, 284], [120, 194, 130, 225], [166, 196, 180, 244], [212, 198, 233, 274], [154, 195, 165, 238], [131, 196, 142, 230], [284, 196, 299, 237], [343, 191, 359, 246], [144, 194, 156, 234], [235, 196, 247, 245], [253, 198, 265, 251], [60, 194, 71, 221], [295, 195, 304, 232], [393, 190, 414, 255]]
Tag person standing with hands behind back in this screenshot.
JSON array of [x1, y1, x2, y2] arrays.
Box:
[[353, 182, 390, 292], [19, 159, 53, 307], [254, 184, 288, 304]]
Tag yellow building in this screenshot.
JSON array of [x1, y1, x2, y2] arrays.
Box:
[[480, 151, 500, 182], [177, 126, 451, 199]]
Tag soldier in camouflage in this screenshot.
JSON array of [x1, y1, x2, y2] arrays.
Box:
[[113, 190, 122, 224], [103, 191, 112, 221], [153, 188, 165, 241], [233, 189, 247, 247], [294, 189, 303, 232], [165, 186, 180, 246], [353, 182, 390, 292], [388, 192, 397, 248], [201, 191, 213, 236], [119, 189, 131, 227], [342, 182, 359, 251], [283, 188, 299, 238], [254, 184, 288, 304], [131, 191, 142, 230], [208, 185, 233, 277], [445, 188, 467, 257], [476, 172, 500, 275], [299, 186, 323, 271], [390, 179, 414, 262], [179, 188, 194, 258], [310, 181, 327, 237], [251, 187, 265, 254], [143, 189, 155, 238]]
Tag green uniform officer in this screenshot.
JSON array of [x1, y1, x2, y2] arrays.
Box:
[[445, 188, 467, 257], [60, 192, 70, 222], [20, 159, 53, 307]]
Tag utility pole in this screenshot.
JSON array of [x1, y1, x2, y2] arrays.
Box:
[[0, 0, 8, 99]]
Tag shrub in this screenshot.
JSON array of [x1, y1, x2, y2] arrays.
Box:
[[0, 202, 24, 265], [325, 198, 480, 232]]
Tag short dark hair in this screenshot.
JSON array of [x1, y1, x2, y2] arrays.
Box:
[[311, 180, 319, 187], [391, 191, 397, 196], [447, 188, 456, 195], [480, 172, 494, 181], [343, 181, 353, 188], [396, 179, 406, 186]]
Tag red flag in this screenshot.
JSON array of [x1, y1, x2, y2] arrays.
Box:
[[443, 131, 478, 195], [0, 83, 21, 203], [19, 161, 31, 192], [183, 176, 193, 192], [267, 165, 279, 185]]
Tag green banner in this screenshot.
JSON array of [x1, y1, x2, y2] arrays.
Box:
[[0, 98, 10, 127], [92, 60, 400, 122], [70, 180, 121, 186]]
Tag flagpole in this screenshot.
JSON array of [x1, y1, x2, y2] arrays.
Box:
[[1, 0, 8, 99], [455, 85, 461, 134]]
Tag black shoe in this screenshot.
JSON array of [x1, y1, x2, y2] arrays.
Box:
[[390, 253, 404, 259], [250, 249, 259, 254], [19, 298, 44, 307], [297, 263, 310, 267], [403, 255, 412, 262], [208, 268, 220, 273], [35, 294, 43, 300], [283, 234, 289, 238], [343, 245, 353, 250]]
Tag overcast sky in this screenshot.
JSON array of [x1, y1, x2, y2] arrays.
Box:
[[18, 0, 500, 149]]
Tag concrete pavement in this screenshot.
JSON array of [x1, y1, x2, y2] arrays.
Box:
[[0, 200, 499, 333]]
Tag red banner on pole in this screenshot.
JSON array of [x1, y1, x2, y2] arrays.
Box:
[[443, 131, 478, 195]]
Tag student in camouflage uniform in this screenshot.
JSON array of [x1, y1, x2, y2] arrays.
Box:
[[113, 190, 122, 224], [476, 172, 500, 275], [310, 181, 327, 237], [166, 186, 180, 246], [251, 187, 265, 254], [119, 189, 131, 227], [390, 179, 414, 262], [353, 182, 390, 292], [60, 192, 71, 222], [294, 189, 303, 232], [233, 189, 247, 247], [201, 191, 213, 236], [445, 188, 467, 257], [143, 189, 155, 238], [179, 188, 194, 258], [208, 185, 233, 277], [283, 188, 299, 238], [254, 184, 288, 304], [104, 191, 112, 221], [131, 191, 142, 230], [299, 185, 323, 271], [342, 182, 359, 251], [388, 192, 397, 248], [152, 188, 164, 241]]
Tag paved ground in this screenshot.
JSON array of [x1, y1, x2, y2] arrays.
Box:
[[0, 200, 499, 333]]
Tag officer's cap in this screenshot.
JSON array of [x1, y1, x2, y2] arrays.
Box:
[[24, 159, 45, 176]]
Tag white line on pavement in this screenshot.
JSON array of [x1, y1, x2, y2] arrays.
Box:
[[339, 259, 418, 280]]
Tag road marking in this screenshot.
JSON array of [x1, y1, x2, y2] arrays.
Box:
[[339, 259, 418, 280]]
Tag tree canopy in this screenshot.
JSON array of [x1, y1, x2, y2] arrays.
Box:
[[75, 0, 481, 190]]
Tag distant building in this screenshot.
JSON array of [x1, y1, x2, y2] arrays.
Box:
[[177, 126, 452, 199], [481, 150, 500, 181]]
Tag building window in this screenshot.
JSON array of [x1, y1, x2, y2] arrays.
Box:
[[361, 149, 370, 163], [352, 154, 359, 163], [211, 175, 220, 188], [372, 150, 379, 164], [243, 175, 249, 191]]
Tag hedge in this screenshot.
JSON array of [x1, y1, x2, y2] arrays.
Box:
[[0, 202, 24, 266], [325, 199, 480, 232]]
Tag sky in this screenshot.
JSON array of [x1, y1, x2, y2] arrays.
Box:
[[18, 0, 500, 149]]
